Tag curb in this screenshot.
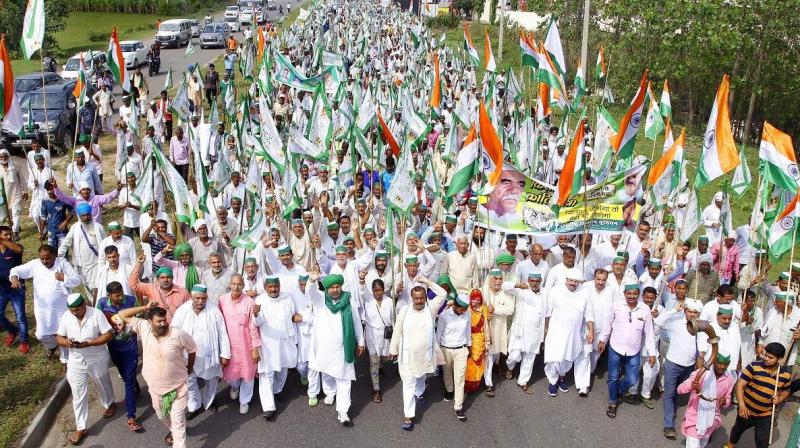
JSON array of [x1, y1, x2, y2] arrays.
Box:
[[17, 377, 69, 448]]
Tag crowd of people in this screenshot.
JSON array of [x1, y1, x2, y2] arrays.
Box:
[[1, 1, 799, 448]]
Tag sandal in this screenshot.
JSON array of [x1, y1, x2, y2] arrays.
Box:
[[165, 432, 173, 446], [68, 430, 86, 445], [372, 390, 382, 403], [484, 387, 495, 398], [401, 418, 414, 431], [126, 419, 143, 432], [102, 403, 116, 418], [520, 384, 534, 395], [606, 405, 617, 419], [504, 370, 514, 380]]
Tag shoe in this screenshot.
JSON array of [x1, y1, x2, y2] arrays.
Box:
[[4, 331, 16, 347], [623, 393, 637, 405], [557, 377, 569, 393], [275, 391, 286, 403], [308, 397, 318, 407], [578, 389, 588, 397], [401, 419, 414, 431], [443, 391, 453, 401], [372, 390, 382, 403], [300, 376, 309, 386], [641, 396, 654, 409], [323, 395, 335, 406], [19, 341, 29, 354], [663, 427, 676, 439], [547, 383, 558, 397], [484, 387, 495, 398], [455, 409, 466, 421], [262, 411, 276, 421], [186, 409, 202, 421], [338, 412, 352, 427], [230, 388, 239, 401], [239, 403, 249, 415]]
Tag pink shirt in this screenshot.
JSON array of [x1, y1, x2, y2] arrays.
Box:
[[711, 242, 739, 284], [129, 264, 191, 323], [678, 369, 735, 438], [169, 136, 190, 165], [218, 293, 261, 381], [599, 301, 657, 357], [132, 317, 196, 395]]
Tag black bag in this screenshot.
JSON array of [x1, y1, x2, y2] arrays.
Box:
[[383, 325, 393, 340]]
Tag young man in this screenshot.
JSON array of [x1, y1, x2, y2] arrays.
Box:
[[678, 353, 735, 448], [0, 226, 27, 353], [437, 292, 471, 421]]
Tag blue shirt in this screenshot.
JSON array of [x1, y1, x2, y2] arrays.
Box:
[[96, 294, 139, 352], [0, 247, 22, 290], [40, 197, 73, 233]]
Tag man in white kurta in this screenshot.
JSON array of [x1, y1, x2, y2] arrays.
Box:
[[171, 285, 231, 418], [701, 192, 724, 244], [58, 206, 106, 289], [543, 268, 595, 396], [581, 268, 616, 375], [10, 245, 81, 362], [388, 278, 448, 429], [285, 274, 316, 393], [482, 269, 516, 392], [327, 244, 375, 321], [505, 272, 547, 393], [55, 293, 115, 443], [97, 221, 136, 268], [253, 276, 300, 420], [306, 272, 365, 425], [93, 245, 134, 300]]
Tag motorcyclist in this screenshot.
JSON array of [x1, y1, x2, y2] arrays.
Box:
[[42, 55, 57, 73], [147, 44, 161, 75], [204, 15, 212, 24]]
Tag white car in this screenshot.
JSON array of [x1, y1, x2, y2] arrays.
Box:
[[224, 16, 241, 33], [239, 9, 254, 25], [120, 40, 147, 69], [61, 51, 106, 80], [224, 5, 240, 18]]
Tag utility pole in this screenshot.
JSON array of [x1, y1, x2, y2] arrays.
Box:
[[580, 0, 591, 76], [498, 0, 505, 64]]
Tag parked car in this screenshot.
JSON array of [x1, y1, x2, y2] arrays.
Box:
[[239, 9, 253, 25], [61, 51, 106, 80], [224, 16, 241, 33], [120, 40, 147, 69], [189, 19, 201, 37], [1, 81, 96, 152], [155, 19, 192, 48], [14, 72, 63, 97], [267, 0, 275, 10], [200, 22, 231, 49], [224, 5, 240, 18]]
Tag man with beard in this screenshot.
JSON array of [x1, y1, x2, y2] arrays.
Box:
[[171, 284, 230, 420], [118, 303, 197, 448], [188, 219, 229, 271], [365, 250, 394, 299], [54, 179, 122, 226], [129, 253, 191, 323], [686, 254, 721, 304], [58, 203, 106, 288], [64, 147, 102, 195]]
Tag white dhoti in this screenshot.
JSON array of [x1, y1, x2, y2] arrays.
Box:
[[507, 351, 537, 385], [685, 436, 709, 448], [186, 374, 219, 412], [257, 368, 288, 412], [320, 373, 352, 414], [66, 359, 115, 430], [402, 375, 427, 418]]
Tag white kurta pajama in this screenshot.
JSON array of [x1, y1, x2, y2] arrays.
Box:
[[58, 221, 106, 289], [327, 249, 374, 320], [171, 302, 231, 412], [253, 293, 298, 413], [389, 285, 447, 419], [57, 307, 115, 431], [307, 284, 365, 415], [505, 286, 547, 386], [482, 284, 515, 387], [581, 283, 616, 372], [544, 284, 594, 389]]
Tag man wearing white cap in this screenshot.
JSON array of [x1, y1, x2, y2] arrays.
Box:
[[504, 272, 548, 394], [98, 221, 136, 268], [55, 293, 116, 445], [188, 219, 229, 271], [65, 147, 102, 195], [543, 268, 595, 397], [0, 149, 26, 239], [654, 298, 707, 440], [758, 292, 800, 366], [253, 276, 300, 421], [701, 191, 725, 244], [171, 284, 231, 420]]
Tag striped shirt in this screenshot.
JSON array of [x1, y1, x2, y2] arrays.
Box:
[[740, 361, 792, 417]]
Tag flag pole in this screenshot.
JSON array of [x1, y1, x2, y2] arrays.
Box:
[[38, 51, 53, 152]]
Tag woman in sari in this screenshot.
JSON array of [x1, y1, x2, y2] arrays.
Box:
[[464, 289, 491, 393]]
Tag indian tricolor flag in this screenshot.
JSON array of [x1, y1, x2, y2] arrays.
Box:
[[660, 79, 672, 121], [72, 54, 87, 107], [536, 83, 551, 123], [609, 69, 648, 159], [520, 32, 538, 68], [463, 24, 479, 67], [760, 121, 799, 191], [537, 43, 567, 97], [377, 109, 401, 157], [446, 124, 478, 198], [483, 29, 496, 73], [0, 35, 23, 135], [478, 101, 503, 193], [768, 191, 799, 259], [429, 52, 441, 110], [648, 128, 684, 187], [695, 74, 739, 188], [555, 117, 586, 207], [107, 27, 130, 92], [644, 81, 664, 141], [595, 46, 606, 81]]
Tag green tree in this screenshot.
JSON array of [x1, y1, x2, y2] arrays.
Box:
[[4, 0, 69, 59]]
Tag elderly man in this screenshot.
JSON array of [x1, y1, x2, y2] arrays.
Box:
[[58, 203, 106, 288], [98, 221, 136, 268], [54, 179, 121, 226], [685, 254, 721, 303], [306, 271, 365, 426], [543, 268, 595, 397], [154, 243, 202, 293], [515, 243, 550, 284], [65, 147, 102, 195], [201, 252, 232, 307], [117, 303, 196, 448], [505, 272, 548, 394], [56, 293, 116, 445], [10, 244, 81, 363], [701, 192, 725, 244], [388, 276, 448, 431], [129, 253, 191, 323], [218, 274, 261, 415], [0, 148, 26, 239], [598, 283, 657, 418], [253, 276, 300, 421], [443, 234, 477, 294], [283, 217, 316, 272], [171, 284, 231, 420], [482, 268, 515, 396], [758, 292, 800, 366], [188, 219, 228, 271]]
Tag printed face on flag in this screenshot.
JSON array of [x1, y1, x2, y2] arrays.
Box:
[[485, 168, 526, 217]]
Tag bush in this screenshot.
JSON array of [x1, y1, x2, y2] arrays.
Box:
[[426, 13, 460, 29], [87, 30, 106, 42]]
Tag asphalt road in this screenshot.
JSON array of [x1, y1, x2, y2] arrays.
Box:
[[41, 352, 795, 448]]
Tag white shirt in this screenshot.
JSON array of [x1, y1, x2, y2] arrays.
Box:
[[56, 306, 112, 365], [655, 309, 707, 366], [436, 307, 472, 348]]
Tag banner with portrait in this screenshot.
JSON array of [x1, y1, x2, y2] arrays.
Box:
[[476, 163, 649, 235]]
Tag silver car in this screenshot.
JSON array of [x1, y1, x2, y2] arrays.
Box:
[[200, 22, 230, 49]]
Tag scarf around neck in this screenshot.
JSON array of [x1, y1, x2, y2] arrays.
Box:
[[325, 291, 356, 363]]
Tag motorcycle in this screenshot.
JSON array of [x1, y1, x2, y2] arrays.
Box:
[[42, 56, 57, 73], [146, 54, 160, 77], [204, 15, 212, 25]]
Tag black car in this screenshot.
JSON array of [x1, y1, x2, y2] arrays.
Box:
[[14, 72, 63, 97], [0, 80, 96, 153]]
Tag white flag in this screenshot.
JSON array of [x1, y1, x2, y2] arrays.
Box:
[[21, 0, 45, 60]]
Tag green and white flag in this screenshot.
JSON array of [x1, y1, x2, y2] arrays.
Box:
[[288, 127, 328, 162], [506, 69, 522, 102], [424, 155, 441, 198], [593, 105, 618, 174], [274, 50, 319, 92], [644, 83, 665, 140], [21, 0, 45, 60], [131, 153, 155, 209], [153, 148, 195, 225], [185, 38, 195, 58], [386, 145, 416, 215], [356, 88, 376, 132], [208, 99, 220, 125], [164, 67, 173, 91], [169, 77, 191, 122], [401, 94, 429, 142], [731, 146, 751, 198], [306, 87, 332, 151], [189, 126, 210, 213], [244, 153, 262, 200], [232, 213, 266, 250], [210, 147, 232, 192], [257, 95, 285, 173], [224, 80, 236, 118], [321, 50, 344, 68]]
